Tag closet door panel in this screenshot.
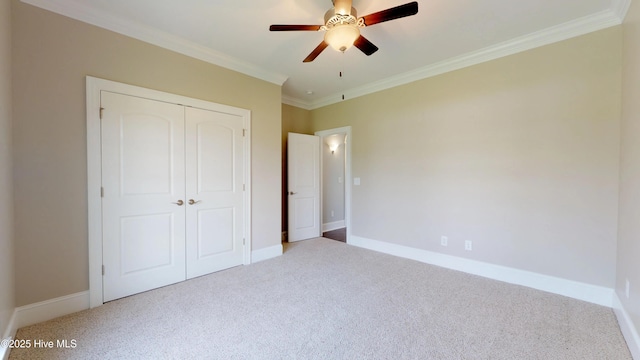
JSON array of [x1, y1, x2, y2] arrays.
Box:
[[101, 91, 186, 302], [185, 107, 244, 279]]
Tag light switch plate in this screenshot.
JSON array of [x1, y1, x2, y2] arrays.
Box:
[[354, 177, 361, 185]]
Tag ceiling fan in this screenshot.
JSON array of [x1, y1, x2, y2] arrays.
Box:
[[269, 0, 419, 62]]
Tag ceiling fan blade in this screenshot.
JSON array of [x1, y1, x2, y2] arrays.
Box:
[[333, 0, 353, 15], [361, 1, 419, 26], [303, 41, 329, 62], [353, 35, 379, 56], [269, 25, 323, 31]]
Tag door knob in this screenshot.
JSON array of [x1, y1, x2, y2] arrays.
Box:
[[289, 191, 297, 195], [172, 200, 184, 206], [188, 199, 201, 205]]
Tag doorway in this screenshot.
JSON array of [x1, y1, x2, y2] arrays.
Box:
[[316, 127, 352, 244], [87, 76, 252, 307]]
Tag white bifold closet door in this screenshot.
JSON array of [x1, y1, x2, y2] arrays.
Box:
[[184, 106, 244, 279], [101, 91, 244, 302]]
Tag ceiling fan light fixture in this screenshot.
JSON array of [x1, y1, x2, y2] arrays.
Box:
[[324, 24, 360, 52], [270, 1, 418, 62]]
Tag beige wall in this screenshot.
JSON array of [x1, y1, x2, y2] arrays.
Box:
[[311, 28, 622, 287], [11, 1, 281, 306], [619, 0, 640, 335], [281, 104, 312, 232], [0, 0, 15, 337]]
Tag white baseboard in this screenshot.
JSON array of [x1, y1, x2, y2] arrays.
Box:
[[613, 294, 640, 359], [1, 291, 89, 360], [13, 291, 90, 330], [322, 220, 345, 233], [348, 235, 614, 307], [252, 244, 283, 263]]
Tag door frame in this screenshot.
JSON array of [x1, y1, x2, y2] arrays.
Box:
[[315, 126, 352, 243], [86, 76, 252, 308]]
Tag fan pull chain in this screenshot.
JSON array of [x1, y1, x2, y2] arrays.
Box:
[[340, 71, 345, 100], [340, 51, 346, 101]]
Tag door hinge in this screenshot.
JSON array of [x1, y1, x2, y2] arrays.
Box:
[[243, 238, 245, 245], [242, 129, 246, 137], [243, 184, 245, 191], [101, 187, 104, 197], [99, 107, 104, 120], [102, 265, 105, 276]]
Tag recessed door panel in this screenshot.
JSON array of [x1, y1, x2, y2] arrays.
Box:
[[294, 197, 315, 229], [121, 115, 173, 195], [197, 208, 234, 258], [120, 213, 174, 274], [295, 141, 316, 189], [197, 122, 234, 193]]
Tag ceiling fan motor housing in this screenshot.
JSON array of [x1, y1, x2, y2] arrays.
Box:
[[324, 7, 358, 27]]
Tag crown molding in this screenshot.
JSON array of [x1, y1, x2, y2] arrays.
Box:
[[612, 0, 632, 21], [282, 95, 314, 110], [20, 0, 629, 109], [20, 0, 289, 86], [303, 5, 627, 110]]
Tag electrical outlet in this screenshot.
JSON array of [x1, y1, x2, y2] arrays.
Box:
[[626, 279, 630, 299], [441, 236, 448, 247], [465, 240, 472, 251]]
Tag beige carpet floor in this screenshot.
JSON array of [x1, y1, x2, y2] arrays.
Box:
[[9, 238, 632, 359]]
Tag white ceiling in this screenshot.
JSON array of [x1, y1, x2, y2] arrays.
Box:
[[22, 0, 630, 109]]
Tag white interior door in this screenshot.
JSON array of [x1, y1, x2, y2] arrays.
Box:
[[185, 107, 244, 278], [288, 133, 320, 241], [101, 91, 187, 302]]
